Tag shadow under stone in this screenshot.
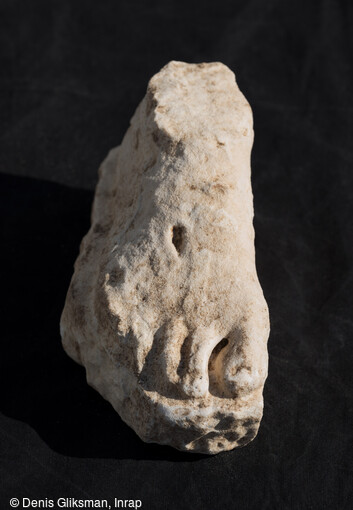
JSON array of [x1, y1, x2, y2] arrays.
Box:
[[0, 172, 206, 461]]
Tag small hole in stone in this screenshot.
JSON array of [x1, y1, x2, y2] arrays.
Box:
[[172, 225, 185, 254], [208, 338, 229, 372]]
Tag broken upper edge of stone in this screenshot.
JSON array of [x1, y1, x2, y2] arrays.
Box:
[[60, 61, 269, 456], [145, 60, 253, 152]]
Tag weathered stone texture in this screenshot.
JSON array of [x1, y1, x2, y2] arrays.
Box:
[[60, 61, 270, 454]]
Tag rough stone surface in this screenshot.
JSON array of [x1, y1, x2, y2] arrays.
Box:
[[60, 61, 270, 454]]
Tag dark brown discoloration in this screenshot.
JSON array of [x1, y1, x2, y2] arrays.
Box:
[[93, 223, 110, 235], [224, 431, 241, 442], [108, 268, 125, 287], [215, 415, 237, 430]]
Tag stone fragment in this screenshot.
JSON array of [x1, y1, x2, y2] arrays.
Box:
[[60, 61, 270, 454]]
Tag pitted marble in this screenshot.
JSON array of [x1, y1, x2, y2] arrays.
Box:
[[60, 61, 270, 454]]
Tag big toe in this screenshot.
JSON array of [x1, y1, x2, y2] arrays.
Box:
[[221, 312, 269, 398]]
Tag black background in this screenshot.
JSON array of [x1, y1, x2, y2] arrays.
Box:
[[1, 1, 353, 508]]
